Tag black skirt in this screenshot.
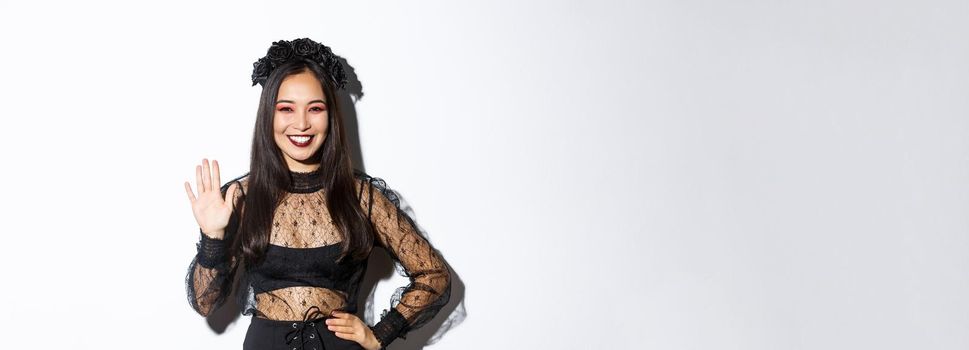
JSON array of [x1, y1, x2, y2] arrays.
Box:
[[243, 315, 366, 350]]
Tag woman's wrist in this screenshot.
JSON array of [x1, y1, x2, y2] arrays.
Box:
[[197, 229, 228, 268], [363, 331, 383, 350], [360, 324, 384, 350], [369, 308, 407, 348], [200, 228, 225, 240]]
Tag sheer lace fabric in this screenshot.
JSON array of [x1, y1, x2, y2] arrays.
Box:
[[357, 176, 452, 337], [185, 169, 451, 347]]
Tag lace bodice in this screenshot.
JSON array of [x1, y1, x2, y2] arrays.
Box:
[[185, 168, 451, 348]]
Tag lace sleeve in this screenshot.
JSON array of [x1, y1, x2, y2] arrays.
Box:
[[358, 176, 452, 348], [185, 178, 245, 317]]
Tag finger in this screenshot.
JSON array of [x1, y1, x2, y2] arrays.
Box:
[[326, 317, 351, 326], [202, 158, 211, 192], [330, 310, 352, 318], [328, 325, 356, 334], [195, 165, 204, 194], [226, 183, 238, 209], [184, 181, 196, 203], [212, 159, 222, 193], [331, 331, 349, 340], [331, 330, 359, 342]]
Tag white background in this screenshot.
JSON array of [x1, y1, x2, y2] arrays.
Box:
[[0, 0, 967, 349]]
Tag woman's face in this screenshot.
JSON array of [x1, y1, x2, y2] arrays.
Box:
[[273, 70, 329, 172]]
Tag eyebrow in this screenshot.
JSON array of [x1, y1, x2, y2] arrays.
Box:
[[276, 99, 327, 105]]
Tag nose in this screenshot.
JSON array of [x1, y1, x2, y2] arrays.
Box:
[[295, 110, 310, 130]]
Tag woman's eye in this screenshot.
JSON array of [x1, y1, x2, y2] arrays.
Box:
[[310, 106, 326, 112], [278, 107, 293, 112]]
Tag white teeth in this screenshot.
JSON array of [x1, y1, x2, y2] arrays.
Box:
[[289, 135, 311, 143]]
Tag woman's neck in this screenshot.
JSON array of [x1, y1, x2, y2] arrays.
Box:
[[287, 164, 325, 193], [285, 159, 321, 173]]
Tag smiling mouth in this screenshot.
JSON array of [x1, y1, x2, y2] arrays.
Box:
[[288, 135, 313, 147]]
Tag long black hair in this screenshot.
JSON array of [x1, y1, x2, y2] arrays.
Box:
[[231, 58, 375, 268]]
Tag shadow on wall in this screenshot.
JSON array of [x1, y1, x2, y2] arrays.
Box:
[[201, 57, 467, 349]]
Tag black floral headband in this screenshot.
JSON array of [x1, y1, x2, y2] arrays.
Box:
[[250, 38, 348, 89]]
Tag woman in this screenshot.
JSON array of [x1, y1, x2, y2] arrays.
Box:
[[183, 38, 452, 350]]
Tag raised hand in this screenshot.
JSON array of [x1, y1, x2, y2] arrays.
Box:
[[184, 158, 239, 240]]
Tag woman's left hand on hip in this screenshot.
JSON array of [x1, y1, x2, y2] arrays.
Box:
[[326, 310, 381, 350]]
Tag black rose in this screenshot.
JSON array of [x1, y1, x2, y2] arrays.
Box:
[[251, 57, 272, 77], [319, 45, 334, 58], [292, 38, 318, 56], [266, 40, 294, 62], [251, 57, 273, 86], [311, 51, 329, 67], [330, 63, 347, 88]]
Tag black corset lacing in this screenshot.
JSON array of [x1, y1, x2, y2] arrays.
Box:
[[285, 306, 329, 350]]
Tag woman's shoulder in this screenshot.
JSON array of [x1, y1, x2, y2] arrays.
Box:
[[351, 169, 400, 208], [352, 168, 373, 182], [352, 169, 377, 190], [352, 169, 389, 190], [220, 173, 250, 196]]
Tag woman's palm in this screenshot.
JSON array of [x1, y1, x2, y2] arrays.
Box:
[[184, 159, 238, 239]]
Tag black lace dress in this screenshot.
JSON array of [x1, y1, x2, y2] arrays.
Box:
[[186, 168, 451, 349]]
